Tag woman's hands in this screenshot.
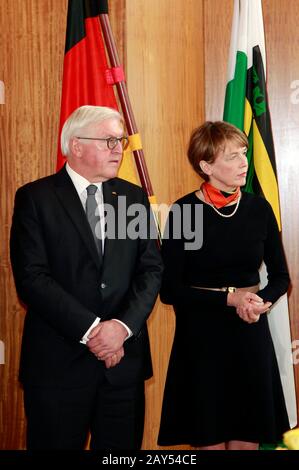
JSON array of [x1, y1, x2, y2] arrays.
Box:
[[227, 290, 272, 324]]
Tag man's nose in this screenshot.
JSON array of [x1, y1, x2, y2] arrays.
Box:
[[112, 140, 123, 152]]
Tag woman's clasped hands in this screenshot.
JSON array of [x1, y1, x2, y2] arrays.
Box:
[[227, 290, 272, 324]]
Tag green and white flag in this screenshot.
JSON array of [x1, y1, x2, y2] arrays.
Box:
[[224, 0, 297, 429]]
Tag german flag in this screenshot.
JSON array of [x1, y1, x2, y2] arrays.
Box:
[[223, 0, 297, 431], [57, 0, 115, 171], [56, 0, 138, 185]]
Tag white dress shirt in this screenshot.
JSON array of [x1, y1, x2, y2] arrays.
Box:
[[65, 163, 132, 344]]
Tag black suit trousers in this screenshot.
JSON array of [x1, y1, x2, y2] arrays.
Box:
[[24, 365, 145, 450]]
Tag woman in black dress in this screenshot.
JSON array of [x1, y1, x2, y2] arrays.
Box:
[[158, 121, 290, 450]]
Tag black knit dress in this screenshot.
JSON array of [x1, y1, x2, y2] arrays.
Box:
[[158, 191, 290, 447]]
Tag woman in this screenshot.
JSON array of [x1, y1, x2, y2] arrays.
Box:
[[158, 121, 290, 450]]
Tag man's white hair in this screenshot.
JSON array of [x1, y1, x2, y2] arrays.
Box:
[[61, 105, 123, 157]]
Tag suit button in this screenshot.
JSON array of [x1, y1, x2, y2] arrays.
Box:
[[100, 282, 107, 289]]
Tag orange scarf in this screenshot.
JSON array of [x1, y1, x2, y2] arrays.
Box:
[[201, 182, 240, 209]]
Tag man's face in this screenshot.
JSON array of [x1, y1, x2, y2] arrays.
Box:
[[71, 118, 125, 182]]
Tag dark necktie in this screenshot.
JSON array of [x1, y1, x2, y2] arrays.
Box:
[[86, 184, 102, 259]]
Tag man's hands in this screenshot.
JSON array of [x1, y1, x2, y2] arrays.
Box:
[[227, 290, 272, 324], [86, 320, 128, 368]]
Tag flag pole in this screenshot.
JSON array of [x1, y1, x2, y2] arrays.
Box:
[[99, 13, 161, 243], [99, 14, 154, 199]]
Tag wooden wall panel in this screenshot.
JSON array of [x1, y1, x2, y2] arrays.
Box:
[[264, 0, 299, 416], [204, 0, 233, 120], [1, 0, 297, 452], [0, 0, 68, 449], [204, 0, 299, 418], [126, 0, 204, 450]]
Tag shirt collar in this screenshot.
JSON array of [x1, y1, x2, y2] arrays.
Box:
[[66, 163, 103, 197]]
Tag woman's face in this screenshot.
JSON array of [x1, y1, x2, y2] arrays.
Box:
[[201, 140, 248, 192]]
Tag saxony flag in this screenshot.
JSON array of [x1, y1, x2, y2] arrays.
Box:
[[223, 0, 297, 429]]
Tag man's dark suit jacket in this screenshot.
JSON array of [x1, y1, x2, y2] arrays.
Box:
[[10, 166, 163, 388]]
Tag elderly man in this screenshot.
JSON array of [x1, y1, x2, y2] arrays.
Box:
[[10, 105, 163, 450]]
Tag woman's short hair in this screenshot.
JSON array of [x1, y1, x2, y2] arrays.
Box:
[[187, 121, 248, 181], [61, 105, 123, 156]]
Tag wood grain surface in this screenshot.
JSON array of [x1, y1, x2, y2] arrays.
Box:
[[0, 0, 298, 450]]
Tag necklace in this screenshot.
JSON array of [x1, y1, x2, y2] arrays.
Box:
[[208, 195, 241, 217], [198, 190, 241, 218]]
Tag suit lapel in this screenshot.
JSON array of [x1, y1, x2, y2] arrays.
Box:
[[102, 179, 121, 265], [52, 167, 102, 271]]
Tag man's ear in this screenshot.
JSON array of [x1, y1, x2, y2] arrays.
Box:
[[70, 137, 82, 157], [199, 160, 212, 176]]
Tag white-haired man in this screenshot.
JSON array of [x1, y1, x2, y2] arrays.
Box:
[[10, 105, 163, 450]]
